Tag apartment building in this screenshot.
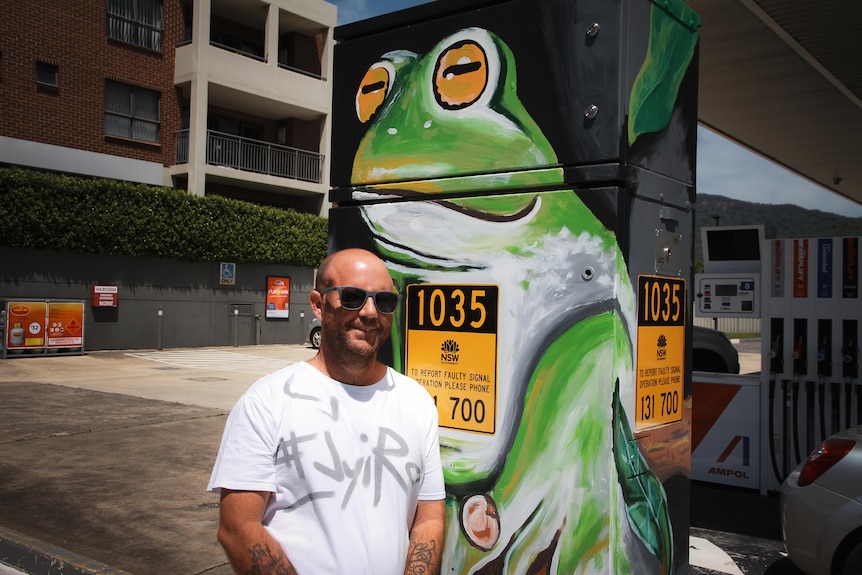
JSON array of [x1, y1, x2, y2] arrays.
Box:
[[0, 0, 336, 216]]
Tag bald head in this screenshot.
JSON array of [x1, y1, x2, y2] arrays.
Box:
[[315, 249, 393, 292], [308, 249, 396, 385]]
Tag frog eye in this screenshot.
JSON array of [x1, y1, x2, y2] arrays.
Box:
[[433, 40, 488, 110], [356, 61, 395, 124]]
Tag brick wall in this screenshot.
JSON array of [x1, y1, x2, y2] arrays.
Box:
[[0, 0, 183, 167], [282, 32, 321, 77], [279, 118, 321, 152], [211, 14, 264, 52]]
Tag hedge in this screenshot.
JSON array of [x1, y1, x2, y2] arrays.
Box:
[[0, 167, 328, 267]]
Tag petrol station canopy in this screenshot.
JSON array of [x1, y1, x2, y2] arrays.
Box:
[[687, 0, 862, 210]]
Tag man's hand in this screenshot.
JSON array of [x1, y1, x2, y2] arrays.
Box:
[[217, 489, 298, 575], [404, 499, 445, 575]]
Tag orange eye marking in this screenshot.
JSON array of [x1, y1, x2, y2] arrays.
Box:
[[434, 40, 488, 109], [356, 65, 391, 123]]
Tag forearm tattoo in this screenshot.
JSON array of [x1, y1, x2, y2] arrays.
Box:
[[405, 539, 439, 575], [246, 543, 298, 575]]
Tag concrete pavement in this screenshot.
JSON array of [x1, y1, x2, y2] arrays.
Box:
[[0, 342, 767, 575], [0, 344, 317, 575]]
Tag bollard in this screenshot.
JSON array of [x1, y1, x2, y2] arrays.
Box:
[[233, 308, 239, 347], [157, 307, 163, 350], [255, 314, 261, 346], [300, 310, 305, 345]]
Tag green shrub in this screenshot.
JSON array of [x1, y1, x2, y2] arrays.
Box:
[[0, 167, 328, 267]]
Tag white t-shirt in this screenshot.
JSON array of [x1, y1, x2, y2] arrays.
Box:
[[208, 361, 445, 575]]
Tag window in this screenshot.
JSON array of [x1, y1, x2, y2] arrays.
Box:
[[107, 0, 164, 52], [104, 80, 160, 143], [36, 61, 59, 88]]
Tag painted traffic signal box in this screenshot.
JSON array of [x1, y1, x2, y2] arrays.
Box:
[[330, 0, 700, 572]]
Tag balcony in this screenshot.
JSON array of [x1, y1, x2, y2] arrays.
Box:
[[175, 130, 323, 184]]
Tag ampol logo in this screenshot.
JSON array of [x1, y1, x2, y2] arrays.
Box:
[[708, 435, 751, 479]]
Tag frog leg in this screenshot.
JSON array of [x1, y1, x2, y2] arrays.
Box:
[[441, 311, 673, 574]]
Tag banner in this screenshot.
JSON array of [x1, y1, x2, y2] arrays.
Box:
[[5, 301, 47, 349], [47, 301, 85, 347], [4, 300, 84, 351], [266, 276, 291, 319]]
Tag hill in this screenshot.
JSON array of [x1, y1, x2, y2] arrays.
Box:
[[693, 194, 862, 264]]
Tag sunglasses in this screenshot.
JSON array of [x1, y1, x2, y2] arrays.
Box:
[[317, 286, 402, 314]]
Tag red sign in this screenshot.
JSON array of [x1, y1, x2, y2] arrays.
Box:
[[91, 285, 118, 307], [6, 301, 47, 349], [266, 276, 291, 319], [47, 302, 85, 347], [793, 239, 808, 298]]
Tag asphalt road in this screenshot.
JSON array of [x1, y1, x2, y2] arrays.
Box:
[[688, 338, 805, 575], [690, 481, 804, 575], [0, 339, 808, 575]]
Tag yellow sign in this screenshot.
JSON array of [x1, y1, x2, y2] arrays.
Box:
[[405, 284, 498, 434], [47, 301, 85, 347], [635, 275, 686, 430]]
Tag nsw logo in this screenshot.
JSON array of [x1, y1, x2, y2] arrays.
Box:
[[440, 339, 460, 364], [656, 334, 668, 360]]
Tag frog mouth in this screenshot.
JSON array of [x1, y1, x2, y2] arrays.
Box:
[[361, 193, 540, 271], [356, 187, 539, 220], [435, 195, 538, 222]]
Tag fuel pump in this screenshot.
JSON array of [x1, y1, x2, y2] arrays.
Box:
[[816, 319, 832, 444], [843, 320, 859, 380], [790, 318, 807, 470], [761, 236, 861, 493], [843, 320, 859, 425], [768, 317, 784, 485]]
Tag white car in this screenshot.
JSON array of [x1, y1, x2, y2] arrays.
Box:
[[307, 317, 321, 349], [781, 425, 862, 575]]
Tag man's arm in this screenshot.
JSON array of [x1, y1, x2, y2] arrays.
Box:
[[404, 499, 445, 575], [217, 489, 298, 575]]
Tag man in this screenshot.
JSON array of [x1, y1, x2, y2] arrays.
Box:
[[208, 248, 445, 574]]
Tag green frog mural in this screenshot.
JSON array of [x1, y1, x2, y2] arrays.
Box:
[[343, 13, 697, 574]]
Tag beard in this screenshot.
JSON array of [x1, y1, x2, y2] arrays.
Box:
[[320, 312, 390, 369]]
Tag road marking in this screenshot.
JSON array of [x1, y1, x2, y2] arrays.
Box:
[[690, 536, 744, 575], [126, 349, 293, 375]]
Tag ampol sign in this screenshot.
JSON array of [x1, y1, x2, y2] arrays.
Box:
[[691, 374, 761, 488]]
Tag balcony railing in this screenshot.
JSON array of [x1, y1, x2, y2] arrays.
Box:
[[175, 38, 326, 81], [277, 62, 325, 81], [210, 40, 266, 62], [174, 130, 323, 184]]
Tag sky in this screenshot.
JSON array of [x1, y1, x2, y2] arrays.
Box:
[[327, 0, 862, 218]]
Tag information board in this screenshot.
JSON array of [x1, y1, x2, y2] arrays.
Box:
[[5, 301, 47, 349], [47, 301, 85, 347], [266, 276, 291, 319], [405, 284, 498, 434], [4, 300, 85, 355], [636, 275, 686, 430]]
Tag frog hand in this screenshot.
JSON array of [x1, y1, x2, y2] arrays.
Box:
[[612, 381, 674, 574], [466, 500, 563, 575]]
